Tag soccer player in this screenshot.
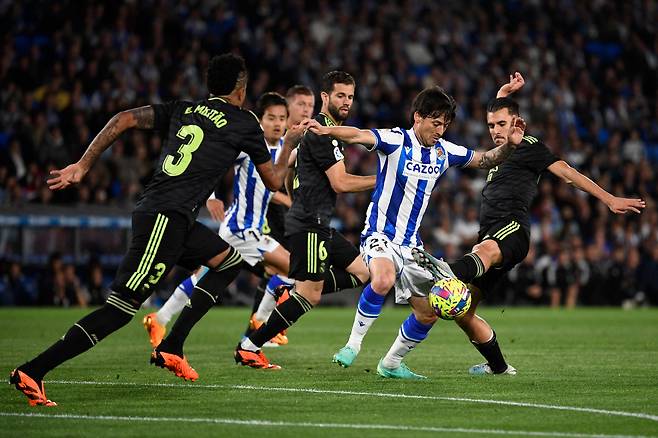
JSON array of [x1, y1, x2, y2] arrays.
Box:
[[413, 73, 646, 375], [9, 54, 305, 406], [234, 71, 376, 369], [309, 85, 526, 379], [143, 91, 296, 348]]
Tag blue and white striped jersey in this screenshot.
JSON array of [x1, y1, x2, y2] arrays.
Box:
[[361, 128, 474, 247], [224, 138, 282, 232]]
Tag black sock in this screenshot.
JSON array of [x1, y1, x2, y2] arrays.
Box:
[[449, 253, 486, 283], [249, 291, 313, 347], [160, 249, 242, 355], [322, 267, 364, 295], [472, 331, 508, 373], [245, 279, 267, 336], [20, 298, 135, 381]]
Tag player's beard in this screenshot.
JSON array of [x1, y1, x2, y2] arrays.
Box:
[[327, 101, 349, 122]]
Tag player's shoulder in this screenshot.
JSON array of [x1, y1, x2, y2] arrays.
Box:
[[521, 134, 546, 148], [315, 112, 335, 127]]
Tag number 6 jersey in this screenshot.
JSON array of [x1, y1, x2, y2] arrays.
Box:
[[134, 97, 272, 224]]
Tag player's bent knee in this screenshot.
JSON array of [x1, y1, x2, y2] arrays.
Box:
[[473, 240, 502, 266], [371, 274, 395, 294]]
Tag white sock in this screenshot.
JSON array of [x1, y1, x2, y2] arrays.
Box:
[[156, 287, 189, 326], [381, 332, 420, 369], [240, 337, 259, 352], [254, 292, 277, 321], [345, 313, 378, 353]]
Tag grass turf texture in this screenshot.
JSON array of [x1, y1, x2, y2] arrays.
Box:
[[1, 306, 657, 437]]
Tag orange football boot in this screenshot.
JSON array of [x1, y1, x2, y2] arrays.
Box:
[[234, 344, 281, 369], [143, 313, 166, 348], [150, 350, 199, 381], [9, 369, 57, 407]]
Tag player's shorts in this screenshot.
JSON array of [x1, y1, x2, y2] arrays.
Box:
[[288, 227, 360, 281], [471, 216, 530, 293], [218, 223, 280, 266], [361, 232, 434, 304], [111, 211, 229, 304], [262, 203, 288, 250]]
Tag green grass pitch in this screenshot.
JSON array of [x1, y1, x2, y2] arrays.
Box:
[[1, 306, 657, 437]]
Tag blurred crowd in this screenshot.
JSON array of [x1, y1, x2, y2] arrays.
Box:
[[1, 0, 657, 307]]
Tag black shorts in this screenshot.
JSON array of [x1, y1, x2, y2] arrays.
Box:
[[110, 211, 229, 303], [471, 217, 530, 292], [287, 227, 360, 281], [262, 203, 288, 250]]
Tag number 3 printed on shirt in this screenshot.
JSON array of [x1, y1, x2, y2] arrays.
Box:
[[163, 124, 204, 176]]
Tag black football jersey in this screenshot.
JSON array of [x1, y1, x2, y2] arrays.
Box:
[[286, 113, 346, 233], [134, 97, 271, 223], [480, 134, 559, 229]]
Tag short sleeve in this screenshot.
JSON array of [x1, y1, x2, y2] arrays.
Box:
[[305, 131, 342, 171], [370, 128, 403, 155], [441, 139, 475, 168], [152, 101, 183, 133], [527, 141, 559, 173], [240, 115, 270, 166]]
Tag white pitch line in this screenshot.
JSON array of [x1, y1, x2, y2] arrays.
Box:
[[0, 412, 651, 438], [47, 380, 658, 424]]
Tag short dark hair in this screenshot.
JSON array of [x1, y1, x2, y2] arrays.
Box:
[[255, 92, 288, 119], [320, 71, 355, 94], [286, 85, 314, 99], [206, 53, 248, 96], [411, 86, 456, 124], [486, 97, 520, 115]]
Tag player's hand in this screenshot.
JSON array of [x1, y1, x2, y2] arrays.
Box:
[[47, 162, 88, 190], [496, 72, 525, 98], [508, 116, 526, 145], [206, 198, 225, 222], [284, 119, 311, 146], [607, 197, 646, 214], [307, 119, 330, 136]]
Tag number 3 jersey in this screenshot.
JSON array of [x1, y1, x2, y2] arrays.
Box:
[[134, 97, 271, 223], [361, 128, 474, 247]]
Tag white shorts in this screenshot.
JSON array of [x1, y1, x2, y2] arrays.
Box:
[[218, 224, 280, 266], [361, 233, 434, 304]]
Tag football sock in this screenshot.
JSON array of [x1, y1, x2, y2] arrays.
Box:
[[19, 294, 136, 381], [244, 290, 313, 350], [156, 268, 207, 326], [472, 330, 508, 373], [449, 253, 486, 283], [346, 284, 385, 352], [159, 248, 242, 356], [322, 267, 364, 295], [254, 291, 277, 322], [245, 280, 266, 336], [382, 313, 433, 369]]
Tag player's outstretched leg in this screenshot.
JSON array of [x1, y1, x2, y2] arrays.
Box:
[[333, 284, 384, 368], [10, 294, 136, 406], [466, 326, 516, 376], [376, 313, 433, 380], [144, 267, 209, 348], [153, 248, 242, 381]]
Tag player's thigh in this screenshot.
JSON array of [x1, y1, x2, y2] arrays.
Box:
[[262, 243, 290, 276], [361, 235, 399, 292], [479, 218, 529, 269], [329, 230, 368, 281], [287, 228, 331, 282], [178, 221, 231, 270], [111, 212, 187, 303], [218, 226, 265, 267]]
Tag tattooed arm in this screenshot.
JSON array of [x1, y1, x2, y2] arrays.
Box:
[[466, 116, 526, 170], [48, 106, 154, 190]]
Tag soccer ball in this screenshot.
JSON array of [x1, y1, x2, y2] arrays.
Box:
[[428, 278, 471, 320]]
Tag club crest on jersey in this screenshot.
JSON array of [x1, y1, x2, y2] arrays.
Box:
[[403, 160, 443, 179], [333, 146, 344, 161]]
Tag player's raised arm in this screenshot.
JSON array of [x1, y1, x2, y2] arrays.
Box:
[[547, 160, 646, 214], [256, 119, 309, 191], [467, 116, 526, 169], [48, 105, 155, 190], [308, 120, 376, 146], [496, 72, 525, 98]]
